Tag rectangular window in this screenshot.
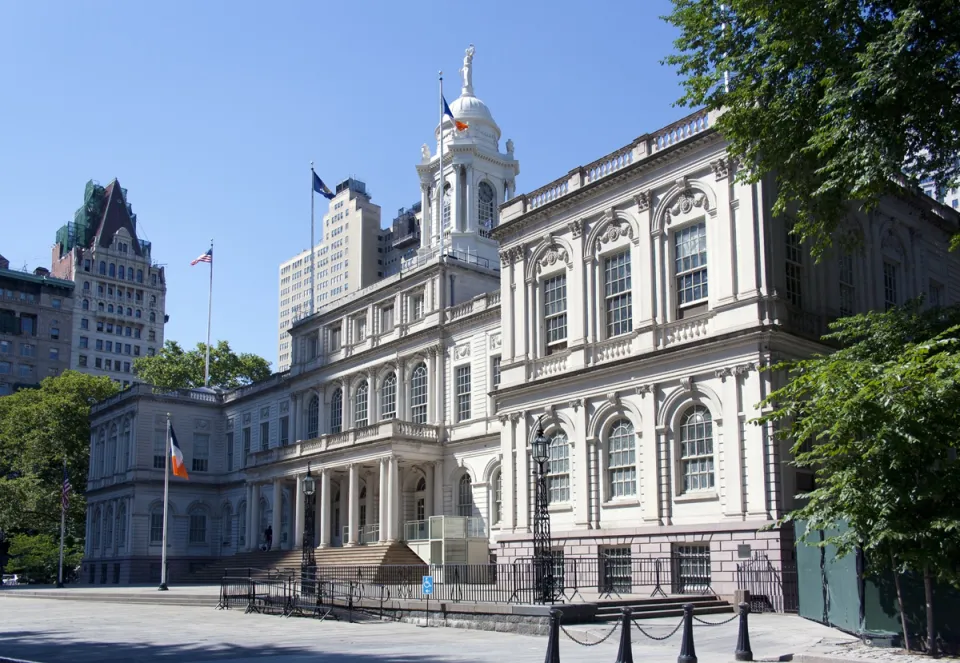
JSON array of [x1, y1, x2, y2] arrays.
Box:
[[79, 336, 88, 349], [50, 327, 60, 340], [838, 253, 855, 316], [95, 339, 103, 351], [242, 427, 251, 467], [123, 361, 130, 373], [673, 544, 711, 593], [883, 261, 899, 310], [356, 316, 367, 340], [153, 431, 166, 469], [226, 430, 234, 471], [78, 355, 87, 367], [675, 222, 708, 306], [49, 347, 59, 361], [95, 357, 102, 369], [81, 318, 89, 330], [105, 341, 113, 353], [19, 364, 32, 378], [260, 421, 269, 450], [601, 548, 633, 593], [52, 298, 61, 309], [96, 321, 104, 332], [381, 305, 394, 332], [0, 361, 9, 374], [20, 316, 35, 336], [279, 416, 289, 446], [492, 356, 501, 388], [411, 294, 424, 321], [192, 433, 209, 472], [0, 341, 8, 355], [456, 365, 471, 422], [150, 512, 164, 542], [330, 325, 342, 351], [20, 343, 35, 357], [188, 514, 206, 544], [784, 226, 803, 307], [543, 275, 567, 352], [604, 251, 633, 337], [929, 280, 944, 308]]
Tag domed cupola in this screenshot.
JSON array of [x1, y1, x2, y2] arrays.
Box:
[[436, 45, 501, 148]]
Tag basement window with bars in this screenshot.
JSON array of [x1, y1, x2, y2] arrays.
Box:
[[673, 544, 711, 593], [600, 547, 632, 594]]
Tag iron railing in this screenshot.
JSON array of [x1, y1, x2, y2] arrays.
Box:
[[736, 553, 799, 613]]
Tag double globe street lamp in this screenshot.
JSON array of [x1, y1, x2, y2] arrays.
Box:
[[531, 418, 556, 605]]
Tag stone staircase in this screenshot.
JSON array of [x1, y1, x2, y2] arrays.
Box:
[[182, 542, 426, 584], [594, 594, 733, 621]]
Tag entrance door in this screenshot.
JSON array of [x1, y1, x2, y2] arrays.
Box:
[[331, 489, 342, 547]]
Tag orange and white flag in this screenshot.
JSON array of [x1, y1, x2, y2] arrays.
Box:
[[170, 425, 189, 480]]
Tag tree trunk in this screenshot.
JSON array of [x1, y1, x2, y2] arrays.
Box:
[[891, 551, 910, 651], [924, 565, 937, 658]]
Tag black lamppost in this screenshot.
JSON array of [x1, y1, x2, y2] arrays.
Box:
[[531, 418, 555, 604], [300, 464, 317, 592]]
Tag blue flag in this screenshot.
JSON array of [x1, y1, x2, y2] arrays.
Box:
[[313, 172, 335, 200]]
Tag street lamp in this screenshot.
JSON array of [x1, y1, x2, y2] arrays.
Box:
[[531, 417, 555, 604], [301, 463, 317, 593]]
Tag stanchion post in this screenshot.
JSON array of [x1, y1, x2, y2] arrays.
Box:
[[677, 603, 697, 663], [735, 601, 753, 661], [615, 607, 634, 663], [544, 608, 561, 663]]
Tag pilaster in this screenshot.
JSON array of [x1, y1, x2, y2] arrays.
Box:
[[271, 480, 282, 550], [319, 469, 330, 547], [347, 464, 359, 546], [294, 473, 305, 548], [378, 458, 388, 543]]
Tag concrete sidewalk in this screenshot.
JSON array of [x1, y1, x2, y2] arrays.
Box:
[[0, 596, 857, 663]]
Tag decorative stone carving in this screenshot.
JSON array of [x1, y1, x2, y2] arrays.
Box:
[[455, 344, 470, 359], [489, 333, 502, 350], [499, 249, 512, 267], [506, 139, 514, 156], [734, 362, 757, 376], [714, 367, 732, 380], [593, 221, 635, 255], [280, 401, 289, 414], [568, 219, 583, 238], [498, 414, 509, 425], [538, 246, 568, 270], [460, 44, 475, 92], [711, 158, 730, 181], [510, 246, 525, 263], [420, 143, 431, 162], [635, 384, 653, 397], [634, 191, 651, 212], [679, 376, 693, 391], [195, 418, 209, 430], [667, 190, 708, 218], [606, 392, 620, 407], [568, 398, 583, 412], [509, 412, 521, 423], [243, 413, 251, 425]]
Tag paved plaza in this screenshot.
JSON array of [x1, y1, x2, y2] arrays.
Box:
[[0, 593, 862, 663]]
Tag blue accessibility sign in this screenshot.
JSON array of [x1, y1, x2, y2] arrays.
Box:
[[422, 575, 434, 596]]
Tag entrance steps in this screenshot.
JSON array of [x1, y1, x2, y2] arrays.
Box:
[[182, 542, 425, 584], [593, 594, 733, 621]]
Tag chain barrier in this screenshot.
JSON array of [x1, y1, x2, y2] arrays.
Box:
[[559, 622, 621, 647], [694, 613, 739, 626], [632, 616, 685, 641]]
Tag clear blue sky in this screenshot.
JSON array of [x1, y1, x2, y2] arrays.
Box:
[[0, 0, 685, 369]]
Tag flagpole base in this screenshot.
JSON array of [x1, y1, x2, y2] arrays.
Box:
[[158, 583, 169, 591], [55, 582, 64, 589]]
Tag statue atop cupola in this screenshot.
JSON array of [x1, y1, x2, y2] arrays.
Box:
[[460, 44, 476, 95]]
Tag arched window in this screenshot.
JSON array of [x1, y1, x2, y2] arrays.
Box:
[[122, 419, 131, 470], [442, 183, 451, 231], [150, 295, 156, 306], [104, 505, 114, 552], [83, 281, 90, 291], [457, 473, 473, 517], [126, 307, 132, 316], [92, 507, 102, 551], [189, 506, 207, 544], [307, 395, 319, 438], [118, 265, 125, 280], [116, 501, 127, 550], [679, 406, 714, 493], [107, 424, 118, 475], [410, 363, 428, 424], [149, 312, 156, 322], [546, 431, 570, 503], [136, 269, 143, 283], [107, 304, 114, 313], [98, 302, 105, 312], [330, 388, 343, 433], [416, 477, 427, 492], [82, 299, 89, 310], [355, 381, 368, 427], [478, 181, 496, 231], [135, 309, 141, 318], [608, 420, 636, 498], [380, 372, 397, 419], [109, 263, 116, 277], [492, 469, 503, 524], [98, 261, 106, 275]]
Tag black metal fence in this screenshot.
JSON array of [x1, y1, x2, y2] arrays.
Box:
[[735, 553, 799, 613], [219, 554, 716, 609]]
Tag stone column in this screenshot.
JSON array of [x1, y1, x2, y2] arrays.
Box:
[[250, 484, 261, 550], [364, 469, 375, 542], [271, 480, 283, 550], [294, 473, 305, 548], [501, 416, 516, 531], [396, 358, 406, 420], [432, 459, 443, 518], [347, 464, 359, 546], [378, 458, 388, 543], [291, 395, 299, 443], [424, 462, 434, 520], [502, 260, 515, 362], [741, 368, 768, 517], [389, 456, 400, 541], [426, 349, 438, 423], [638, 387, 660, 523], [573, 402, 591, 527], [319, 469, 331, 548], [515, 414, 530, 531], [720, 368, 745, 518], [568, 227, 586, 347], [435, 347, 445, 425]]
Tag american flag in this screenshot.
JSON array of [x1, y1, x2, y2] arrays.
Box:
[[190, 248, 213, 266], [61, 464, 71, 511]]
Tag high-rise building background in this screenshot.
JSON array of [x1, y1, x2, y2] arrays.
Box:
[[0, 255, 75, 395], [277, 178, 382, 371], [50, 179, 168, 389]]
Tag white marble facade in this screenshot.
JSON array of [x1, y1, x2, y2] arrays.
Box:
[[81, 51, 960, 593]]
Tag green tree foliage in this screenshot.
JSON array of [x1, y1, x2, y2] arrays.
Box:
[[663, 1, 960, 257], [133, 340, 272, 391], [7, 533, 84, 584], [0, 371, 117, 582], [758, 302, 960, 650]]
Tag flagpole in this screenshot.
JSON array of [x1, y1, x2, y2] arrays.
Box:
[[204, 239, 213, 387], [310, 162, 316, 318], [159, 412, 171, 591], [437, 71, 444, 247], [56, 457, 66, 588]]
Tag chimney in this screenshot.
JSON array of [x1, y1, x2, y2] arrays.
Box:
[[0, 254, 8, 270], [34, 266, 50, 277]]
